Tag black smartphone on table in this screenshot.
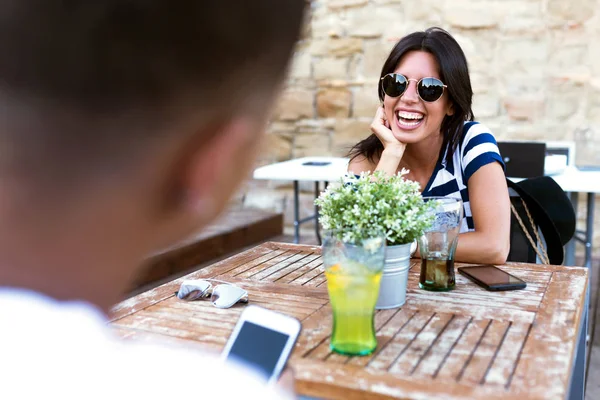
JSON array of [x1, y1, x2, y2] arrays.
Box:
[[457, 265, 527, 291], [302, 161, 331, 166]]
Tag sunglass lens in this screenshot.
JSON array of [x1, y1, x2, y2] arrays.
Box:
[[418, 77, 445, 102], [211, 285, 247, 308], [177, 279, 212, 301], [382, 74, 407, 98]]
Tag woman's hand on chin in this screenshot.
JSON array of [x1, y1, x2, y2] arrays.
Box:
[[371, 106, 405, 156]]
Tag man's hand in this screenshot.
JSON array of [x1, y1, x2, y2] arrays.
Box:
[[277, 367, 296, 398]]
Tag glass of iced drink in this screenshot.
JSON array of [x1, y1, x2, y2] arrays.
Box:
[[322, 229, 386, 356], [418, 197, 463, 291]]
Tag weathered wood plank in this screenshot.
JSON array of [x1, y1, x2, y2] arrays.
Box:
[[412, 315, 473, 379], [109, 242, 589, 400], [508, 269, 587, 398], [348, 308, 417, 368], [388, 312, 455, 375], [267, 253, 320, 282], [483, 322, 532, 386], [458, 320, 512, 385], [291, 263, 326, 286], [111, 243, 278, 321], [250, 251, 314, 281], [403, 298, 536, 325], [367, 311, 434, 371], [436, 318, 491, 381], [276, 257, 323, 284], [233, 250, 302, 279]]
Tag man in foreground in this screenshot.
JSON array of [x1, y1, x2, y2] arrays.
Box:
[[0, 1, 304, 397]]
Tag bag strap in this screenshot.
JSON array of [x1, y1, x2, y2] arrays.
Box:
[[510, 198, 550, 264]]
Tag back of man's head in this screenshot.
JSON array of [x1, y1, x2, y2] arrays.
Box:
[[0, 0, 304, 186], [0, 1, 305, 310]]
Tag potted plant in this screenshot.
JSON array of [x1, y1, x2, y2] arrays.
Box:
[[315, 170, 434, 309]]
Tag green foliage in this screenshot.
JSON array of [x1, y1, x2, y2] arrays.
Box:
[[315, 171, 434, 245]]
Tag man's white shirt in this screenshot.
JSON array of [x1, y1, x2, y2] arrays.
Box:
[[0, 289, 292, 399]]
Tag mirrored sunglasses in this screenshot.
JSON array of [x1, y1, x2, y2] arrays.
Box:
[[176, 279, 248, 309], [380, 73, 447, 103]]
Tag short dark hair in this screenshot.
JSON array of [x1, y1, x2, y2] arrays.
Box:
[[349, 27, 475, 163], [0, 1, 305, 183]]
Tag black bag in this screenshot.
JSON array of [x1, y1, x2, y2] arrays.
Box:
[[506, 177, 575, 265]]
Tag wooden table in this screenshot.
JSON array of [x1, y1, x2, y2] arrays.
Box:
[[110, 242, 589, 400]]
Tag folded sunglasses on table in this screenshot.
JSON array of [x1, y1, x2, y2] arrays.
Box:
[[176, 279, 248, 309]]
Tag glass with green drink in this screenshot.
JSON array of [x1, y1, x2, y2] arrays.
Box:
[[322, 229, 386, 356]]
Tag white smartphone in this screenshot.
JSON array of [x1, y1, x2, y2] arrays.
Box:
[[221, 305, 301, 385]]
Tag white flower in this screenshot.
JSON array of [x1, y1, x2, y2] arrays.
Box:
[[315, 171, 435, 245]]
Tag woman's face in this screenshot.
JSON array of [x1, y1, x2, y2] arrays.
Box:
[[383, 50, 454, 145]]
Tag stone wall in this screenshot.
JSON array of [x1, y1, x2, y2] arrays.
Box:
[[243, 0, 600, 259]]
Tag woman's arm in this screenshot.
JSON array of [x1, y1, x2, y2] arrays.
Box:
[[348, 106, 405, 176], [454, 162, 511, 264]]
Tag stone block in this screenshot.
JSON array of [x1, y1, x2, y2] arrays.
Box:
[[470, 72, 496, 94], [547, 0, 595, 25], [346, 4, 404, 39], [293, 130, 333, 157], [290, 51, 312, 79], [352, 85, 380, 118], [497, 1, 544, 34], [500, 75, 546, 97], [266, 121, 296, 141], [587, 86, 600, 124], [316, 88, 352, 118], [259, 133, 293, 164], [502, 122, 548, 141], [332, 118, 372, 155], [498, 38, 549, 75], [546, 82, 582, 121], [272, 88, 314, 121], [310, 4, 344, 38], [313, 56, 348, 80], [549, 45, 588, 70], [452, 31, 497, 71], [309, 38, 364, 57], [347, 54, 361, 80], [363, 40, 392, 78], [443, 1, 500, 29], [328, 0, 368, 9], [502, 95, 545, 121], [402, 0, 442, 22], [473, 93, 500, 118]]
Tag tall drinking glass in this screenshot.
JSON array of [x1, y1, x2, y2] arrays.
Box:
[[418, 197, 463, 291], [322, 229, 386, 356]]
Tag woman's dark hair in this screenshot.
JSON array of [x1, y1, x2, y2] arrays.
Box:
[[348, 27, 474, 164]]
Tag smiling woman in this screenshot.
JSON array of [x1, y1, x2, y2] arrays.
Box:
[[347, 27, 511, 264]]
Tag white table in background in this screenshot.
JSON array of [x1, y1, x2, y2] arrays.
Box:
[[253, 157, 349, 243], [254, 158, 598, 269], [549, 167, 600, 270]]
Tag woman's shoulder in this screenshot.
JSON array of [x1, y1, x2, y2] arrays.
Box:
[[461, 121, 496, 137], [459, 121, 499, 150]]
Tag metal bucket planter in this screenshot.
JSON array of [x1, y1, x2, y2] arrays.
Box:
[[375, 242, 412, 309]]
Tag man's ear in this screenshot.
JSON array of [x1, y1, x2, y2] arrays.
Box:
[[180, 117, 258, 223]]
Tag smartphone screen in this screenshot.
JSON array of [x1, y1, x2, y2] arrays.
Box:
[[226, 320, 291, 381], [458, 265, 526, 290]]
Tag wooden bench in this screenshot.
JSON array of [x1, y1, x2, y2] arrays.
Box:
[[130, 207, 283, 291]]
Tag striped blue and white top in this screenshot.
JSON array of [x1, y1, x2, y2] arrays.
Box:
[[421, 121, 504, 233]]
